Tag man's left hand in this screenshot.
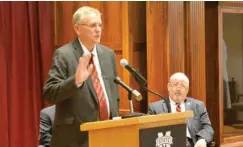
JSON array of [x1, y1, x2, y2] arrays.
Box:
[[194, 138, 207, 147]]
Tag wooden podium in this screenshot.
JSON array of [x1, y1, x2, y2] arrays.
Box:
[[80, 111, 193, 147]]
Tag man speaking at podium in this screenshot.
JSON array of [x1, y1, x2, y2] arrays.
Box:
[[148, 72, 214, 147], [43, 6, 119, 147]]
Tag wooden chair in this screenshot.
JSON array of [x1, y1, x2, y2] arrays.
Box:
[[229, 78, 243, 111], [224, 78, 243, 125]]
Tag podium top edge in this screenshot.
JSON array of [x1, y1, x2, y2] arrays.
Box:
[[80, 111, 194, 131]]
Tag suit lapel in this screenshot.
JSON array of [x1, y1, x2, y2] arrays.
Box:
[[164, 98, 171, 113], [185, 98, 192, 125], [185, 98, 192, 112], [72, 38, 98, 104], [72, 37, 83, 60], [185, 98, 194, 139]]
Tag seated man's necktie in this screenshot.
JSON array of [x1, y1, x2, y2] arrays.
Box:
[[176, 103, 181, 112]]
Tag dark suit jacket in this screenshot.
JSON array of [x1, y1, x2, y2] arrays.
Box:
[[39, 105, 56, 146], [43, 38, 119, 147], [148, 97, 214, 146]]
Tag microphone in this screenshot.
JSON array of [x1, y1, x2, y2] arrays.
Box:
[[114, 76, 142, 101], [120, 59, 165, 100], [120, 59, 147, 86]]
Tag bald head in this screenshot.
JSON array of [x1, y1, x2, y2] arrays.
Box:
[[169, 72, 189, 86], [168, 72, 189, 103]]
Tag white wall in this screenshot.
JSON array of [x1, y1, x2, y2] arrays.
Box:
[[223, 13, 243, 120], [223, 13, 243, 96]]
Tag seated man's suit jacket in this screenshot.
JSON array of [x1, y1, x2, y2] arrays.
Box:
[[148, 97, 214, 146], [39, 105, 56, 146]]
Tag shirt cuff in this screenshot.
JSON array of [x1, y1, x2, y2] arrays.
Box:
[[76, 82, 83, 88], [198, 138, 207, 144]]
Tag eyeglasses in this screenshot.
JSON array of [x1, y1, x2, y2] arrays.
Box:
[[169, 82, 188, 90], [78, 23, 103, 29]]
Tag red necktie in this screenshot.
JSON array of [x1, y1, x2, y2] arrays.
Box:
[[90, 54, 109, 120], [176, 103, 181, 112]]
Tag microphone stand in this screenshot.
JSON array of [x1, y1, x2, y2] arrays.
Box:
[[119, 72, 166, 119], [134, 74, 165, 100], [122, 92, 146, 119], [141, 84, 165, 99], [128, 92, 134, 113]]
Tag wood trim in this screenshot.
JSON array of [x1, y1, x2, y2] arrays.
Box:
[[121, 2, 130, 84], [81, 111, 193, 131], [185, 1, 191, 91], [223, 135, 243, 145], [118, 2, 130, 112], [219, 7, 243, 13], [219, 6, 243, 14], [219, 2, 243, 8], [114, 50, 122, 54], [54, 2, 57, 46], [205, 2, 221, 145], [140, 119, 186, 129], [119, 109, 131, 116], [218, 4, 224, 145]]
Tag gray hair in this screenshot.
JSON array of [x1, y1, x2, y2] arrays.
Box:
[[169, 72, 189, 85], [72, 6, 101, 25]]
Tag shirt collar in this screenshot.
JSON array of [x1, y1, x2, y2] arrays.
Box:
[[169, 97, 185, 105], [169, 97, 176, 105], [78, 38, 97, 56]]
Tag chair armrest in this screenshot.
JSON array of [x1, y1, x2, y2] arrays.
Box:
[[210, 141, 215, 147], [237, 94, 243, 103]]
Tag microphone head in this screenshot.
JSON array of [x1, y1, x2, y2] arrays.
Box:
[[132, 90, 143, 101], [120, 59, 128, 67], [114, 76, 121, 84]]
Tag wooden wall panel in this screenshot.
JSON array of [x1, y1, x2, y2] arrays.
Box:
[[128, 2, 147, 113], [99, 2, 123, 51], [54, 2, 75, 46], [185, 2, 206, 103], [146, 2, 170, 103], [54, 1, 123, 50], [205, 2, 221, 146], [168, 2, 185, 74], [119, 2, 147, 114], [146, 2, 186, 104]]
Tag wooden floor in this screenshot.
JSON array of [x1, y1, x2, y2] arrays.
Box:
[[222, 124, 243, 146], [223, 124, 243, 138], [221, 142, 243, 147]]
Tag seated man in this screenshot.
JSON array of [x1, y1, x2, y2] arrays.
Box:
[[38, 105, 56, 147], [148, 72, 214, 147]]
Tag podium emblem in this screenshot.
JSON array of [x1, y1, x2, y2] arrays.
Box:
[[155, 131, 173, 147]]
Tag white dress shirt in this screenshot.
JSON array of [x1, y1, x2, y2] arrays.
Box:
[[169, 98, 191, 138], [79, 40, 110, 118]]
